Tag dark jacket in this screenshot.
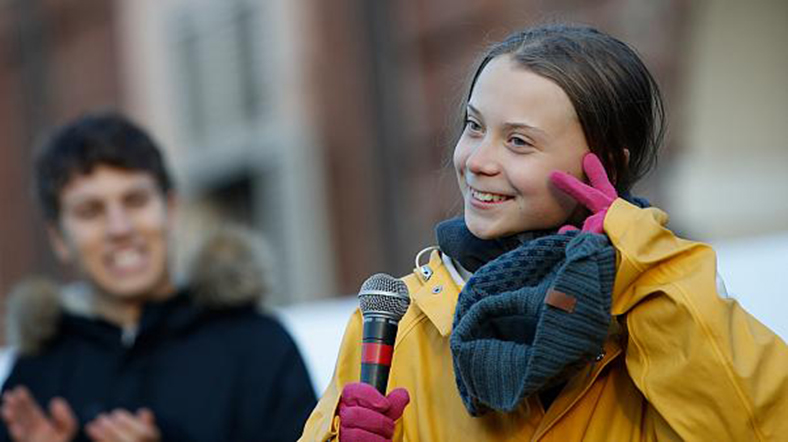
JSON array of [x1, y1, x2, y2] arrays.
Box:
[[2, 230, 316, 442]]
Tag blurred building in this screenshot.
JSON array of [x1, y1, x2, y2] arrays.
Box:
[[117, 0, 695, 304], [1, 0, 786, 341], [119, 0, 336, 305], [0, 0, 123, 324], [665, 0, 788, 240]]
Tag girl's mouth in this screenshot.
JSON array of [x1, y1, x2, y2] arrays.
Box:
[[470, 187, 513, 203]]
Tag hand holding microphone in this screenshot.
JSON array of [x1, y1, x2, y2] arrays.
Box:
[[339, 383, 409, 442], [339, 274, 411, 442]]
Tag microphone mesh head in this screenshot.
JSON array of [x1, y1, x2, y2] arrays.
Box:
[[358, 273, 410, 321]]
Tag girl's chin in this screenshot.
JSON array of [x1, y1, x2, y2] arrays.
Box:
[[465, 219, 511, 240], [465, 214, 566, 239]]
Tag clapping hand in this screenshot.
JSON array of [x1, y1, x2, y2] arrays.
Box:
[[1, 386, 77, 442], [85, 408, 160, 442]]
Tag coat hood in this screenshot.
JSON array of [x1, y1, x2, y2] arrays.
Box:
[[5, 227, 275, 355]]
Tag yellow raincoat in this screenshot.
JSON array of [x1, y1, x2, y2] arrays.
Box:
[[300, 200, 788, 441]]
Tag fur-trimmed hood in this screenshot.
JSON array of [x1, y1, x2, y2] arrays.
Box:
[[5, 227, 275, 355]]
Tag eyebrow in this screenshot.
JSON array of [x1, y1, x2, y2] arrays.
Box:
[[64, 181, 156, 207], [467, 104, 547, 137]]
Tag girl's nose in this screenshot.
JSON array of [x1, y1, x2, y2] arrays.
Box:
[[466, 137, 501, 177]]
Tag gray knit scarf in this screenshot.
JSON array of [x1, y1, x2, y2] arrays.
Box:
[[440, 221, 617, 416]]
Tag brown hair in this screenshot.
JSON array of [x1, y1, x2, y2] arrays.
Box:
[[464, 23, 666, 193]]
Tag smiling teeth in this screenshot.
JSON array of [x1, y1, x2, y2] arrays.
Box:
[[471, 188, 509, 202], [113, 250, 143, 269]]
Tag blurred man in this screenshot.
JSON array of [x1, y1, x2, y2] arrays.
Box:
[[0, 112, 316, 442]]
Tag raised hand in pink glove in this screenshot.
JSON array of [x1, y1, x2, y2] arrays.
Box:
[[550, 153, 618, 234], [338, 382, 410, 442]]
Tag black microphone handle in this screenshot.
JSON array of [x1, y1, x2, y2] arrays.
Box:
[[360, 316, 399, 394], [360, 364, 390, 394]]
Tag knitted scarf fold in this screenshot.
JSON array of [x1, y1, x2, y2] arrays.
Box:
[[434, 219, 554, 273], [441, 223, 617, 416]]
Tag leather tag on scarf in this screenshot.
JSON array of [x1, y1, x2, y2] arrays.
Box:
[[545, 289, 577, 313]]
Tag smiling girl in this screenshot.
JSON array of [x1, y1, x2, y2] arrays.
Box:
[[300, 23, 788, 441]]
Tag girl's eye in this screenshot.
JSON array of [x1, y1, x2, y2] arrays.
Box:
[[464, 119, 482, 133], [508, 136, 532, 149]]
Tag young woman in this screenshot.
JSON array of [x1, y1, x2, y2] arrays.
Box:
[[300, 23, 788, 441]]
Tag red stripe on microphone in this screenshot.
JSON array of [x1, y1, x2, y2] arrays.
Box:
[[361, 343, 393, 365]]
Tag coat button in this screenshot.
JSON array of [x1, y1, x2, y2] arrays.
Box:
[[431, 285, 443, 294], [595, 351, 606, 362]]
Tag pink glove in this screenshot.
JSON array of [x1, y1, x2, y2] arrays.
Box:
[[338, 382, 410, 442], [550, 153, 618, 234]]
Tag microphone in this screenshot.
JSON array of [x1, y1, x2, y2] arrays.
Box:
[[357, 273, 410, 394]]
